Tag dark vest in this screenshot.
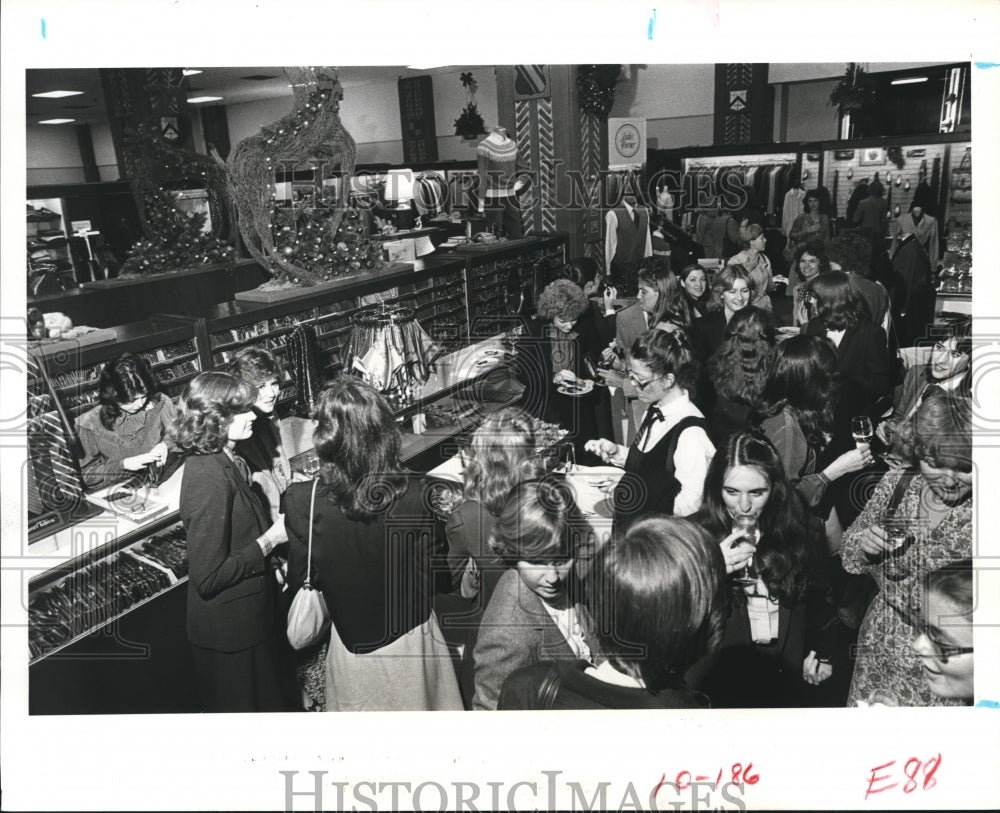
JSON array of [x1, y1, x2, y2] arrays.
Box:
[[611, 205, 649, 269], [612, 415, 709, 535]]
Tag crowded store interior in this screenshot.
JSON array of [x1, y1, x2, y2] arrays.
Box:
[[23, 61, 976, 714]]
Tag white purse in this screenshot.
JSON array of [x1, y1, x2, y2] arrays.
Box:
[[286, 480, 331, 650]]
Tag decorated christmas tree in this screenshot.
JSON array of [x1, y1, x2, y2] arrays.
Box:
[[271, 204, 380, 283], [119, 190, 234, 277]]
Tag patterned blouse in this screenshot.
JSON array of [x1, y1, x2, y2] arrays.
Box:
[[76, 394, 177, 487], [841, 471, 972, 707]]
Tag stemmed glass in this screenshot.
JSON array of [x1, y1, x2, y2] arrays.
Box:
[[732, 514, 760, 588], [852, 416, 874, 448]]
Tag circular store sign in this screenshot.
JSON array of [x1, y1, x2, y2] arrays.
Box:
[[615, 123, 641, 159]]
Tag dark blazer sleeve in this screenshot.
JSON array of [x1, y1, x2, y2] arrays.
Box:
[[855, 323, 892, 399], [181, 455, 268, 601], [282, 481, 312, 595]]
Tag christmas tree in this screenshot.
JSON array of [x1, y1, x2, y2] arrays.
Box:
[[120, 190, 234, 277], [270, 204, 380, 285]]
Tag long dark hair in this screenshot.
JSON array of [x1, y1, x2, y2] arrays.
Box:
[[708, 306, 775, 405], [753, 334, 837, 450], [638, 262, 692, 328], [809, 271, 871, 330], [98, 353, 162, 430], [312, 378, 408, 521], [697, 433, 815, 605]]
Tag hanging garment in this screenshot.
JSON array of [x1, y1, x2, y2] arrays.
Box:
[[286, 324, 322, 418], [782, 188, 805, 237]]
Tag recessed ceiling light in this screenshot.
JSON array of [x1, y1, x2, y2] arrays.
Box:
[[182, 69, 203, 76], [891, 76, 928, 85], [187, 96, 223, 104], [32, 90, 84, 99], [39, 118, 76, 124]]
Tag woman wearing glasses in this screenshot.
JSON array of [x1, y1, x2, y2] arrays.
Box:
[[76, 352, 175, 487], [841, 391, 973, 706], [585, 328, 714, 534], [912, 559, 974, 703]]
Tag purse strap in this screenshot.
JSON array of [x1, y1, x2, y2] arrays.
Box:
[[304, 479, 319, 589], [883, 472, 916, 523]]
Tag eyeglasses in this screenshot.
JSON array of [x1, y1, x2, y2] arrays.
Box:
[[627, 371, 664, 391], [913, 622, 973, 662]]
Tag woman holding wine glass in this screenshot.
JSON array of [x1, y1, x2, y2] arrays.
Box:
[[841, 391, 973, 707], [687, 432, 836, 707]]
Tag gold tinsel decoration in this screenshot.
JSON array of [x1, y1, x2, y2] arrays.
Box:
[[221, 66, 361, 287]]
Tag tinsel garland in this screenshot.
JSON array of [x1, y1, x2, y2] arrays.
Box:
[[223, 67, 378, 287], [577, 65, 621, 119]]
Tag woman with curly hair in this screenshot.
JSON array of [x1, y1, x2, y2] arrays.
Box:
[[282, 378, 462, 711], [173, 371, 290, 712], [788, 240, 831, 327], [788, 189, 831, 258], [728, 222, 778, 311], [687, 433, 836, 707], [76, 352, 176, 487], [517, 278, 613, 463], [705, 306, 776, 447], [752, 335, 872, 522], [841, 392, 973, 706]]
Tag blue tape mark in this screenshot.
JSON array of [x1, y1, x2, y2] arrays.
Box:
[[41, 18, 46, 39], [973, 62, 999, 69], [648, 9, 657, 40], [974, 699, 999, 708]]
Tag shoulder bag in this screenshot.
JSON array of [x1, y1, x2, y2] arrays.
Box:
[[286, 480, 331, 650]]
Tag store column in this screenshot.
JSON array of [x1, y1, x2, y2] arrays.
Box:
[[495, 66, 602, 264]]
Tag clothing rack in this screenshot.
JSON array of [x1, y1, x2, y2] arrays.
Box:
[[345, 298, 440, 393]]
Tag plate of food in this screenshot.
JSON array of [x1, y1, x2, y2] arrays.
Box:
[[777, 326, 800, 336], [557, 379, 595, 396]]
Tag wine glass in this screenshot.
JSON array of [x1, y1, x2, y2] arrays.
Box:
[[852, 416, 874, 448], [731, 514, 760, 588], [881, 514, 913, 582]]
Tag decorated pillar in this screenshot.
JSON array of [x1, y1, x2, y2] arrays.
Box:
[[495, 65, 611, 265], [713, 64, 771, 145]]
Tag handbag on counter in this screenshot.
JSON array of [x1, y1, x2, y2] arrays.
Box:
[[286, 479, 331, 650], [950, 150, 971, 204]]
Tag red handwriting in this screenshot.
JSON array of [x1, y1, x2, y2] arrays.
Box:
[[654, 763, 759, 794], [865, 754, 941, 799]]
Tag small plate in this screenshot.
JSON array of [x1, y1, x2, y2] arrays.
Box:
[[474, 357, 500, 368], [557, 381, 594, 396], [777, 326, 800, 335]]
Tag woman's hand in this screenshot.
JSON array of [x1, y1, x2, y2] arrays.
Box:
[[257, 516, 288, 556], [584, 438, 623, 466], [122, 452, 158, 471], [856, 524, 892, 558], [825, 443, 873, 480], [802, 650, 833, 685], [148, 441, 169, 465], [603, 285, 618, 315], [720, 529, 756, 574]]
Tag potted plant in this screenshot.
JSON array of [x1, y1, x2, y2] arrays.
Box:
[[454, 72, 486, 141], [829, 62, 877, 112]]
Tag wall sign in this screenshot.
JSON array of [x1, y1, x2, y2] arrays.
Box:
[[834, 149, 856, 160], [608, 117, 646, 170]]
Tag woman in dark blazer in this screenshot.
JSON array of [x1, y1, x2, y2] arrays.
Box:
[[173, 371, 290, 713]]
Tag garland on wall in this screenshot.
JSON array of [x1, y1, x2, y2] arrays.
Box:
[[223, 67, 382, 288], [577, 65, 621, 119]]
